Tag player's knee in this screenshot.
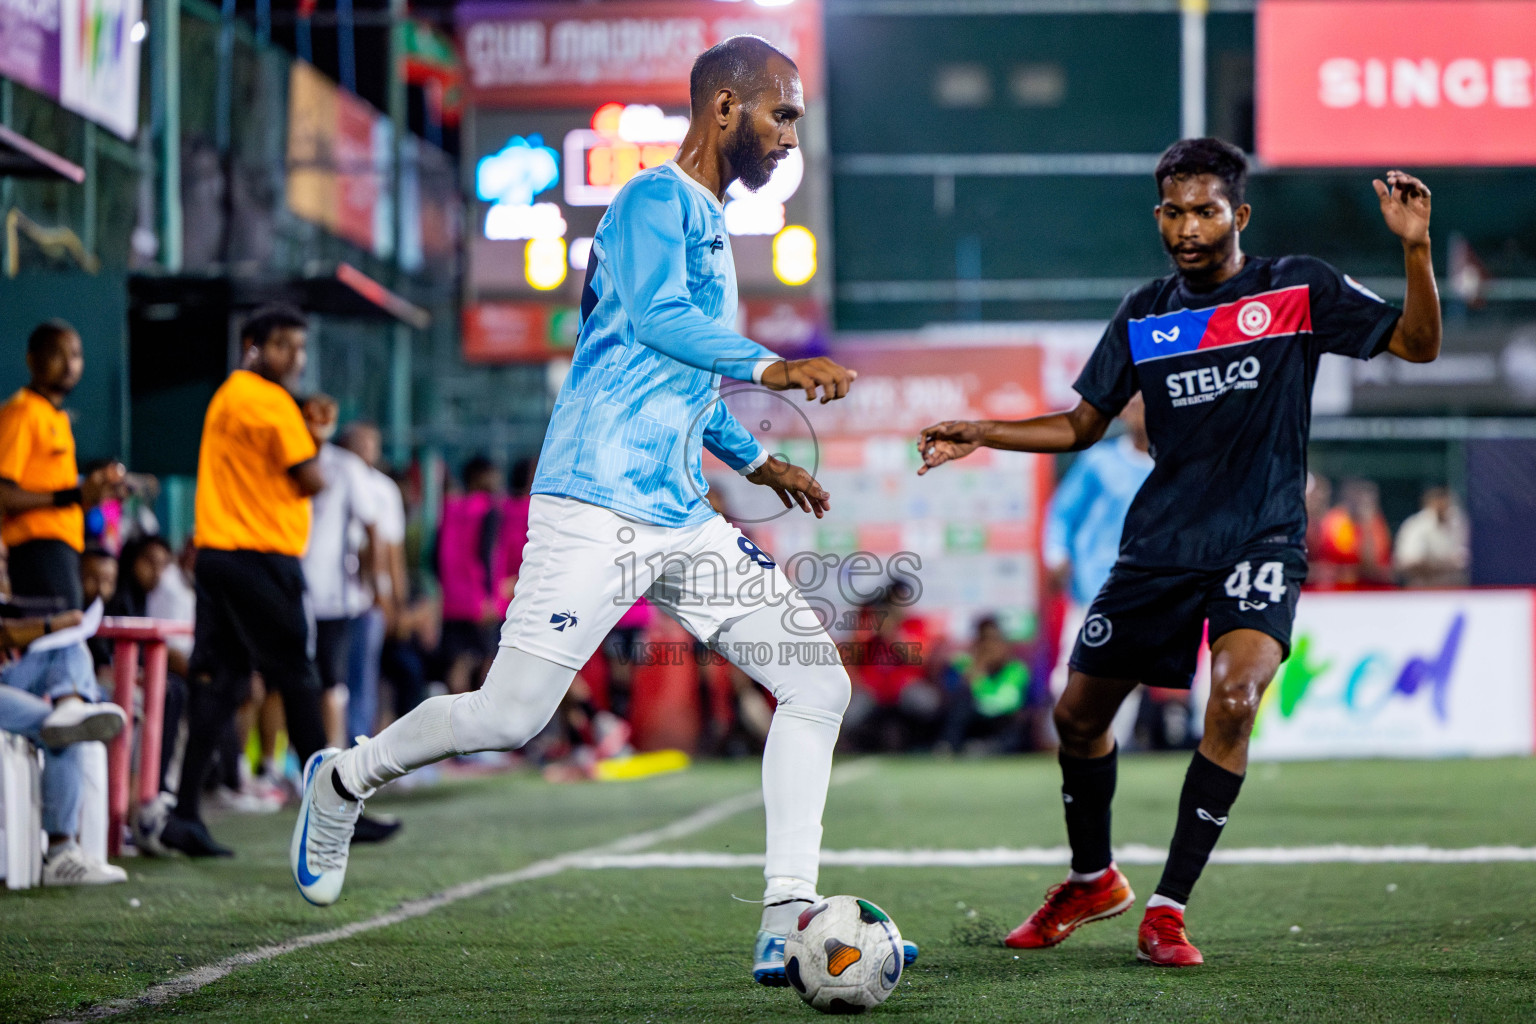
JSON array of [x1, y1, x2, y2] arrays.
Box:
[[1053, 701, 1101, 749], [776, 664, 851, 719], [1208, 675, 1267, 733]]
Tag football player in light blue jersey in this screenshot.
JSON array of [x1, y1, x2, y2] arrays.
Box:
[[291, 35, 917, 987]]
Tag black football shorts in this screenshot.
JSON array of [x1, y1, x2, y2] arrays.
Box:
[[1068, 545, 1307, 690]]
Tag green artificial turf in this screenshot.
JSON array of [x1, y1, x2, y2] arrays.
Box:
[[3, 755, 1534, 1023]]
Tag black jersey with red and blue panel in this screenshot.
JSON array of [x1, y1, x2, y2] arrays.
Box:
[[1074, 255, 1401, 573]]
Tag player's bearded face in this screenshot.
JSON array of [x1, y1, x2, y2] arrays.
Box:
[[724, 112, 775, 192]]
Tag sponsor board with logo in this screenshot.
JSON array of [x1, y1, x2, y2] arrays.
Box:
[[1250, 589, 1536, 760]]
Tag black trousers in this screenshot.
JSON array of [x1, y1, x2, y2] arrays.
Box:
[[176, 549, 325, 822], [8, 538, 82, 611]]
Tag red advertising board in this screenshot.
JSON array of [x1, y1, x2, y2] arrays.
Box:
[[1258, 0, 1536, 166], [456, 0, 822, 108], [462, 302, 552, 362]]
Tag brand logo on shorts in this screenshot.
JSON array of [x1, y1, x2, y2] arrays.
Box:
[[1081, 614, 1112, 648], [549, 611, 579, 632], [1239, 600, 1269, 612]]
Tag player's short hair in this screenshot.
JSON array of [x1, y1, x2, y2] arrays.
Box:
[[240, 303, 308, 348], [1154, 137, 1248, 208], [27, 319, 77, 358], [689, 35, 797, 115]]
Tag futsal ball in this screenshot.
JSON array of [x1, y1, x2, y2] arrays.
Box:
[[784, 895, 904, 1014]]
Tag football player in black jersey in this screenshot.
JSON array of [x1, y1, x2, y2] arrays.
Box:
[[917, 138, 1440, 966]]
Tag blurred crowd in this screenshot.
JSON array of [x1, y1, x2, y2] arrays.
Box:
[[0, 313, 1475, 884]]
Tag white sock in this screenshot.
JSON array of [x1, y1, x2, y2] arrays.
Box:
[[1146, 894, 1185, 912], [1069, 867, 1109, 883], [760, 704, 842, 891], [338, 646, 574, 798]]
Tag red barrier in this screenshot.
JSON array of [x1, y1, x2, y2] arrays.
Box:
[[97, 617, 192, 856]]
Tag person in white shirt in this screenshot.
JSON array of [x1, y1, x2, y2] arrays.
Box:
[[338, 422, 401, 744], [1394, 487, 1469, 588], [299, 397, 380, 747]]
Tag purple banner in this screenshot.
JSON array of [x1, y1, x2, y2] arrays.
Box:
[[0, 0, 61, 97]]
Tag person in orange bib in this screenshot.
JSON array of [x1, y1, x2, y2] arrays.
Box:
[[0, 321, 127, 611], [150, 306, 337, 858]]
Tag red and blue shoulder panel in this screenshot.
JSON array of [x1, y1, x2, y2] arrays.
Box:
[[1127, 285, 1312, 364]]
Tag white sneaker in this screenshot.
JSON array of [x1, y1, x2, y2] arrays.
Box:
[[43, 843, 128, 885], [290, 748, 362, 906], [40, 701, 127, 748], [213, 785, 283, 814]]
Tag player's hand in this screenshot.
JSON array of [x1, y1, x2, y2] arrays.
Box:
[[916, 421, 985, 475], [81, 462, 128, 506], [760, 358, 857, 404], [746, 456, 831, 518], [1373, 170, 1431, 248]]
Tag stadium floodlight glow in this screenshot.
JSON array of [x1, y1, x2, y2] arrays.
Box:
[[130, 20, 148, 43], [485, 202, 567, 241], [526, 237, 568, 290], [753, 0, 798, 6], [569, 236, 594, 271], [772, 225, 817, 286]]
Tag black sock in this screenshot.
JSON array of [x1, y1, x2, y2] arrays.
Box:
[[1155, 751, 1245, 905], [1060, 745, 1117, 874], [331, 769, 359, 803]]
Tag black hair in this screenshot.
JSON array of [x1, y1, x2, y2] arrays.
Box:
[[1154, 137, 1248, 208], [27, 319, 76, 359], [973, 615, 1001, 636], [689, 35, 796, 115], [461, 455, 496, 489], [509, 456, 537, 496], [240, 303, 308, 348], [81, 546, 116, 564]]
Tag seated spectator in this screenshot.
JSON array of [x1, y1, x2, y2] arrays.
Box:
[[1395, 487, 1470, 588], [938, 617, 1030, 754], [0, 540, 128, 885], [1314, 478, 1394, 589], [81, 547, 118, 675], [843, 584, 940, 752]]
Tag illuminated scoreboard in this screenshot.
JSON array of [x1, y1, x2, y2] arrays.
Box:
[[458, 1, 826, 360], [469, 101, 821, 297]]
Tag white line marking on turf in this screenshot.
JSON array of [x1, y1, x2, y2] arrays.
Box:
[[567, 844, 1536, 870], [50, 763, 874, 1024]]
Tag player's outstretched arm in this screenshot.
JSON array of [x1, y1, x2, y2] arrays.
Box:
[[1374, 170, 1441, 364], [916, 400, 1112, 475], [759, 357, 858, 404], [746, 456, 831, 518]]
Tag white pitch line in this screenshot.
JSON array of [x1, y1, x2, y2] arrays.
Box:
[[50, 765, 883, 1024], [569, 844, 1536, 871]]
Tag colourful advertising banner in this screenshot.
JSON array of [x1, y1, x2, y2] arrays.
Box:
[[1250, 590, 1536, 759], [1258, 0, 1536, 166], [456, 0, 822, 108], [0, 0, 141, 139], [286, 61, 392, 258]]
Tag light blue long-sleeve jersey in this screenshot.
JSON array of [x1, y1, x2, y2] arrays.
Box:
[[1042, 435, 1155, 606], [532, 162, 778, 527]]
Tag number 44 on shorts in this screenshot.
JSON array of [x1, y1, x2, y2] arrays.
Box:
[[1224, 560, 1287, 610]]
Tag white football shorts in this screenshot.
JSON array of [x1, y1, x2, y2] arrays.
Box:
[[500, 494, 817, 670]]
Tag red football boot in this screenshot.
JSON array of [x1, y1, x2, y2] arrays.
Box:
[[1004, 865, 1136, 949], [1136, 905, 1204, 966]]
